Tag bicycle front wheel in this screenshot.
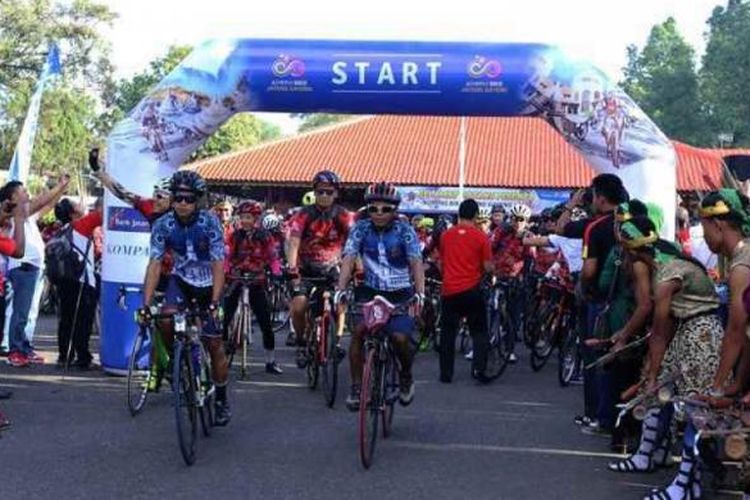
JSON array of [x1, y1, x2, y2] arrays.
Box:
[[240, 307, 251, 380], [382, 354, 397, 438], [198, 342, 215, 437], [320, 312, 339, 408], [558, 328, 579, 387], [306, 324, 320, 390], [271, 285, 291, 333], [530, 306, 556, 372], [359, 348, 381, 469], [173, 342, 198, 466], [458, 322, 471, 354], [127, 326, 151, 416], [485, 310, 509, 381]]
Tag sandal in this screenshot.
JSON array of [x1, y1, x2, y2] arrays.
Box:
[[608, 452, 654, 473]]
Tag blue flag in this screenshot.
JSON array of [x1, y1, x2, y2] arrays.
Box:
[[8, 43, 61, 182]]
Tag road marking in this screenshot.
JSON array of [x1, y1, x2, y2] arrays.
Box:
[[245, 362, 301, 369], [235, 380, 308, 388], [0, 373, 118, 384], [391, 440, 625, 459]]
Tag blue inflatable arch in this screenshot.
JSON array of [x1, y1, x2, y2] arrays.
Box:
[[102, 38, 676, 372]]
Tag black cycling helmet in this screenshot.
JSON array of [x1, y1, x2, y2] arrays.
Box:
[[364, 182, 401, 205], [312, 170, 341, 189], [170, 170, 207, 195]]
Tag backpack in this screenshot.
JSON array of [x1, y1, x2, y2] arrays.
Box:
[[45, 225, 91, 284]]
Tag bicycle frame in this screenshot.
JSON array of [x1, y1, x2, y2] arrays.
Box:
[[358, 296, 408, 469], [297, 276, 339, 396], [226, 273, 265, 378], [170, 308, 215, 411]]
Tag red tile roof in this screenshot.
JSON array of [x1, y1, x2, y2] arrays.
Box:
[[191, 115, 748, 192]]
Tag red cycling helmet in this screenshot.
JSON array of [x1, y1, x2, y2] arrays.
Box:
[[237, 200, 263, 216]]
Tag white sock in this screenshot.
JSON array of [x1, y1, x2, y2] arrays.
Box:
[[632, 408, 661, 468], [612, 408, 660, 471], [661, 449, 697, 499], [265, 349, 275, 364]]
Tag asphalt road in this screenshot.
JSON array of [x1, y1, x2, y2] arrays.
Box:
[[0, 316, 739, 500]]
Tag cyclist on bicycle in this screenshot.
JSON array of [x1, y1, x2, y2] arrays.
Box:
[[262, 213, 286, 256], [286, 170, 353, 367], [337, 182, 425, 410], [214, 200, 233, 228], [489, 204, 506, 232], [490, 203, 534, 363], [224, 200, 284, 375], [476, 206, 492, 234], [142, 170, 232, 426]]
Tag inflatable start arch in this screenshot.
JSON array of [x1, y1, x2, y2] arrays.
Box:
[[103, 38, 676, 372]]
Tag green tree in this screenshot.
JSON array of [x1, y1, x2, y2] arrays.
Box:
[[0, 0, 115, 92], [109, 45, 192, 116], [0, 0, 115, 173], [700, 0, 750, 146], [33, 85, 98, 177], [621, 17, 707, 145], [294, 113, 354, 133], [192, 113, 267, 160]]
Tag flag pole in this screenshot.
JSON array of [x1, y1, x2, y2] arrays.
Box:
[[458, 116, 467, 201], [8, 43, 61, 183]]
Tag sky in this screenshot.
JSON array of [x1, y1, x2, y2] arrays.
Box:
[[100, 0, 722, 134]]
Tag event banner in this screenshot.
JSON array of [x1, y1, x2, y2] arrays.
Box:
[[397, 186, 570, 214], [102, 38, 676, 371]]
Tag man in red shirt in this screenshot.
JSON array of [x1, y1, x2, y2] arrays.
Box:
[[438, 199, 494, 383]]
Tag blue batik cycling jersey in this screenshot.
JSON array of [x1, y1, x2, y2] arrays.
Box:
[[150, 209, 225, 288], [343, 219, 421, 291]]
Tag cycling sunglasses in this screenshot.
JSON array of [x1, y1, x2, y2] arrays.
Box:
[[512, 216, 528, 222], [315, 188, 335, 196], [368, 205, 396, 215], [174, 194, 197, 204]]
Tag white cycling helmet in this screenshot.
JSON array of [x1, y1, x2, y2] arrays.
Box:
[[509, 204, 532, 220], [262, 214, 281, 231], [153, 176, 172, 195], [477, 206, 491, 222], [571, 207, 587, 222]]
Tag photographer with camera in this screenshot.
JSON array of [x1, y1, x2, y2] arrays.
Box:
[[557, 174, 629, 439]]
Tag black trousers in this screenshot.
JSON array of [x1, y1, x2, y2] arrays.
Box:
[[439, 287, 489, 381], [0, 285, 6, 348], [57, 279, 97, 363], [224, 284, 275, 351]]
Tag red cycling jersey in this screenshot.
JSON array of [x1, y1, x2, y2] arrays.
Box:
[[533, 246, 563, 275], [490, 226, 533, 279], [288, 205, 353, 272], [226, 227, 282, 279]]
